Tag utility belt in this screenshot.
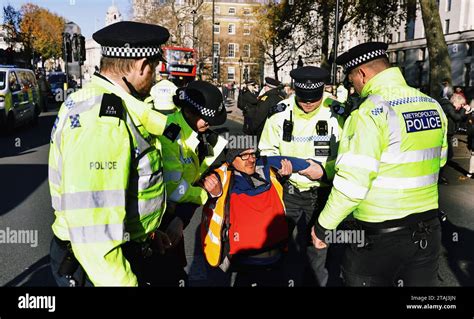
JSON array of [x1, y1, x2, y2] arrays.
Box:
[[354, 209, 442, 249]]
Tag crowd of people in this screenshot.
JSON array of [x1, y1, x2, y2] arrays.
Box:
[[47, 21, 472, 288]]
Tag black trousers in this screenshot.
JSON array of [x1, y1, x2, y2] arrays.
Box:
[[341, 218, 441, 287], [50, 235, 187, 287], [282, 184, 331, 286]]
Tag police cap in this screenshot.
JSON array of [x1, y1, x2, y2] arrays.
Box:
[[93, 21, 170, 60], [173, 81, 227, 126], [335, 42, 388, 74], [265, 77, 281, 88], [290, 66, 329, 101]]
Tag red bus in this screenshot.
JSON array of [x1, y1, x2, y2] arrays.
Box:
[[160, 46, 197, 77]]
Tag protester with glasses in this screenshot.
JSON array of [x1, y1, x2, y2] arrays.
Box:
[[259, 66, 345, 286], [201, 143, 320, 286]]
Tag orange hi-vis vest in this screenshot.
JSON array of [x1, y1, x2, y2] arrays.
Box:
[[200, 163, 286, 268]]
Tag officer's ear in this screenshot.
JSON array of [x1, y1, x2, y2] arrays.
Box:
[[136, 58, 148, 76]]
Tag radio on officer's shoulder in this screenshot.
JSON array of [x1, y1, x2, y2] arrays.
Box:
[[314, 120, 330, 157], [316, 120, 328, 136], [282, 111, 293, 142]]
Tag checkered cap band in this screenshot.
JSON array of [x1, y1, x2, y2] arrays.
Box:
[[344, 49, 387, 71], [184, 93, 217, 118], [101, 45, 162, 58], [294, 81, 324, 90]]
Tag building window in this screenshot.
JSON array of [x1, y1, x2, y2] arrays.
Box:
[[228, 24, 235, 35], [243, 24, 250, 36], [446, 0, 452, 11], [228, 43, 236, 57], [417, 48, 426, 61], [243, 44, 250, 58], [228, 7, 236, 15], [444, 19, 450, 34], [227, 67, 235, 80], [213, 43, 220, 56], [243, 8, 251, 15], [396, 31, 401, 42], [214, 6, 220, 14], [406, 20, 415, 40], [214, 23, 220, 34]]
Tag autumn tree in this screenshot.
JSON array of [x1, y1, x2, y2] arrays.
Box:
[[418, 0, 451, 98], [257, 1, 319, 80], [19, 3, 65, 66], [2, 5, 22, 46], [132, 0, 194, 47], [316, 0, 405, 72], [260, 0, 406, 79]]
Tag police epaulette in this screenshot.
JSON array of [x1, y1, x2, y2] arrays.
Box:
[[267, 102, 288, 118], [163, 123, 181, 141], [99, 93, 125, 119]]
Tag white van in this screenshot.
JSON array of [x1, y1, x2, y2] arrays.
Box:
[[0, 66, 41, 131]]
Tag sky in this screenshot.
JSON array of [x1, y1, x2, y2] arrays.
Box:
[[2, 0, 131, 39]]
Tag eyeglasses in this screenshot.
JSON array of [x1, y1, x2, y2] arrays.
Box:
[[237, 152, 257, 160]]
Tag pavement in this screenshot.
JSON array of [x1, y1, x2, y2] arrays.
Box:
[[0, 100, 473, 287]]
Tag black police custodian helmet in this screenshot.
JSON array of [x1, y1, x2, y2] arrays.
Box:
[[335, 42, 389, 74], [173, 81, 227, 126], [290, 66, 329, 101], [93, 21, 170, 60]]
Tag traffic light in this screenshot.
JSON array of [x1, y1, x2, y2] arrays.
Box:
[[243, 66, 249, 82], [72, 34, 80, 62], [66, 40, 72, 63], [79, 35, 86, 62], [63, 33, 72, 63], [212, 55, 220, 79]]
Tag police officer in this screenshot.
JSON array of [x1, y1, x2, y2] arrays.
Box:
[[49, 21, 172, 286], [246, 77, 285, 141], [238, 79, 259, 134], [312, 42, 448, 286], [259, 66, 344, 286], [150, 71, 179, 114], [155, 81, 228, 286]]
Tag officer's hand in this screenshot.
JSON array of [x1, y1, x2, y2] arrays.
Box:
[[166, 216, 184, 247], [152, 230, 172, 255], [298, 160, 324, 181], [311, 226, 327, 249], [277, 159, 293, 177], [203, 174, 222, 198]]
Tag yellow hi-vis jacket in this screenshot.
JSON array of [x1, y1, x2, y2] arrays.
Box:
[[159, 111, 227, 205], [201, 163, 285, 267], [49, 74, 168, 286], [318, 67, 448, 230], [259, 92, 344, 190]]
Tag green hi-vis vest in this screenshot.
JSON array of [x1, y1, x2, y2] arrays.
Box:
[[159, 111, 227, 205], [259, 92, 344, 191], [49, 75, 168, 286], [318, 67, 448, 230]]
